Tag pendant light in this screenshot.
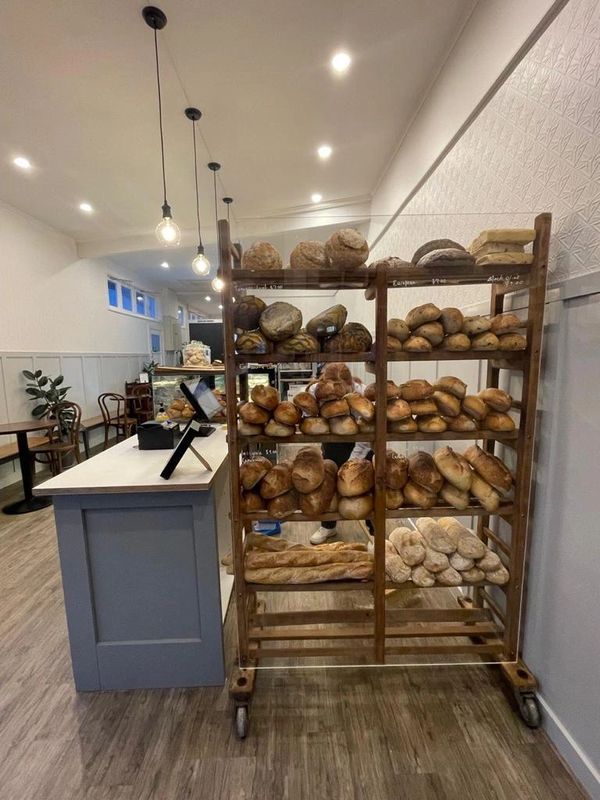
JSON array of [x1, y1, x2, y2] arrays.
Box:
[[208, 162, 224, 292], [143, 6, 181, 247], [185, 107, 210, 276]]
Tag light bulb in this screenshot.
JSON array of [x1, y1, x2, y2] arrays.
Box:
[[317, 144, 332, 160], [331, 51, 352, 74], [155, 207, 181, 247], [191, 251, 210, 276], [211, 276, 225, 292], [311, 193, 322, 203]]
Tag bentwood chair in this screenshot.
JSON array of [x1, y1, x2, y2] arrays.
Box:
[[98, 393, 136, 450], [30, 401, 83, 476], [129, 384, 154, 424]]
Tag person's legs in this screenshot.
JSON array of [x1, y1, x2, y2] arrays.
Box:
[[311, 442, 359, 545]]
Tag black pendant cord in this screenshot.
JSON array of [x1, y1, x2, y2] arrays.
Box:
[[153, 28, 168, 206], [212, 170, 218, 233], [192, 121, 203, 250]]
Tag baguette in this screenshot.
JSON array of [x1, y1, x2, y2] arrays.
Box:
[[246, 549, 373, 568], [245, 562, 374, 584]]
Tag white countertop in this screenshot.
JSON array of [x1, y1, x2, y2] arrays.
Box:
[[34, 426, 229, 496]]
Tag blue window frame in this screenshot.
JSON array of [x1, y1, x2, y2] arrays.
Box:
[[136, 292, 145, 315], [121, 286, 133, 311], [151, 332, 161, 353], [107, 280, 118, 307], [148, 296, 157, 319]]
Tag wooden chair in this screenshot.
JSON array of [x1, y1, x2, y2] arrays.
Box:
[[30, 402, 83, 476], [129, 384, 154, 424], [98, 393, 136, 450]]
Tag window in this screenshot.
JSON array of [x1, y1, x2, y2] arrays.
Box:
[[177, 305, 185, 325], [151, 332, 161, 353], [107, 278, 159, 320]]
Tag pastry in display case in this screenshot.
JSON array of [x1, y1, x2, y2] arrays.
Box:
[[150, 366, 227, 422]]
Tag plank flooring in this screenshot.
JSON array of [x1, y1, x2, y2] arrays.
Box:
[[0, 479, 589, 800]]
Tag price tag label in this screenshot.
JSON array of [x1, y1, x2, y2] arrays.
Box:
[[253, 283, 284, 290], [486, 274, 526, 286], [391, 279, 418, 287]]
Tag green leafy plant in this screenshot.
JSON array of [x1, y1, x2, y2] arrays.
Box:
[[22, 370, 71, 419], [142, 360, 160, 375]]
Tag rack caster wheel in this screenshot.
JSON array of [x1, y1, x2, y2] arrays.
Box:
[[515, 691, 541, 729], [235, 705, 249, 739]]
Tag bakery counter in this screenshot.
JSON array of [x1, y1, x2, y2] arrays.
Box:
[[35, 427, 233, 691]]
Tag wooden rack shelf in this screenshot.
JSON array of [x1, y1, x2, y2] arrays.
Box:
[[220, 213, 550, 735]]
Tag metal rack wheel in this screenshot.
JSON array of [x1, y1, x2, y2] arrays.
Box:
[[235, 704, 249, 739], [515, 691, 541, 729]]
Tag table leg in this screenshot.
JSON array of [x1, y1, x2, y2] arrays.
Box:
[[2, 431, 52, 515]]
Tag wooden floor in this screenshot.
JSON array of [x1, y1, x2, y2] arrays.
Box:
[[0, 479, 588, 800]]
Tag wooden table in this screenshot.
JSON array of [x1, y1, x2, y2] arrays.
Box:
[[0, 419, 57, 514]]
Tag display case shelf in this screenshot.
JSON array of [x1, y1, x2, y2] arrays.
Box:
[[235, 430, 519, 447]]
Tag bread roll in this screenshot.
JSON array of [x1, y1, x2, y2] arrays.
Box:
[[443, 333, 471, 351], [260, 461, 293, 498], [329, 415, 359, 435], [462, 395, 488, 420], [239, 402, 270, 425], [274, 401, 302, 426], [400, 379, 434, 401], [498, 333, 527, 351], [289, 240, 329, 270], [240, 490, 265, 512], [338, 493, 373, 519], [461, 566, 486, 584], [267, 491, 298, 519], [403, 480, 438, 509], [251, 384, 280, 411], [450, 552, 474, 571], [416, 518, 456, 554], [292, 447, 325, 494], [439, 307, 464, 334], [477, 551, 502, 572], [241, 241, 282, 270], [365, 380, 401, 401], [299, 465, 337, 516], [405, 303, 441, 330], [239, 455, 272, 490], [409, 398, 437, 416], [463, 444, 513, 492], [264, 419, 296, 437], [436, 566, 463, 586], [462, 315, 491, 335], [293, 391, 319, 417], [434, 376, 467, 399], [490, 312, 522, 334], [423, 548, 450, 573], [346, 393, 375, 421], [413, 321, 444, 346], [300, 416, 330, 435], [384, 450, 409, 490], [337, 459, 374, 497], [433, 446, 472, 491], [479, 387, 512, 412], [320, 398, 350, 419], [481, 412, 515, 431], [386, 489, 404, 509], [387, 398, 412, 421], [408, 451, 444, 493], [325, 228, 369, 268], [357, 418, 376, 434], [315, 380, 347, 402], [486, 565, 510, 585], [433, 391, 461, 417], [321, 362, 353, 388], [417, 415, 448, 433], [387, 336, 403, 352], [456, 532, 487, 560], [388, 319, 410, 341], [470, 473, 501, 512], [389, 528, 426, 566], [238, 421, 264, 436], [447, 413, 478, 432], [388, 417, 418, 433], [385, 541, 412, 583], [403, 335, 432, 352], [411, 565, 436, 587], [471, 332, 500, 351]]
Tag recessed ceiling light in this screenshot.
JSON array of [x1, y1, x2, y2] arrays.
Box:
[[13, 156, 32, 170], [331, 51, 352, 74], [204, 295, 211, 302], [218, 304, 223, 310], [79, 202, 94, 213], [160, 261, 169, 269], [317, 144, 332, 160], [311, 193, 323, 203]]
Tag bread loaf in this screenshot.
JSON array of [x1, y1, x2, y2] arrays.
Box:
[[345, 393, 375, 420], [306, 305, 348, 338], [337, 459, 374, 497], [275, 331, 320, 355], [325, 228, 369, 268], [259, 302, 302, 341], [387, 336, 403, 352], [240, 490, 265, 512], [411, 239, 465, 264], [384, 450, 409, 490], [240, 455, 272, 490], [409, 398, 438, 416], [408, 451, 444, 493], [293, 391, 319, 417], [388, 319, 410, 341], [300, 417, 330, 435], [267, 491, 298, 519], [387, 398, 412, 421], [315, 380, 347, 402], [479, 387, 512, 412], [245, 562, 373, 584], [456, 532, 487, 560], [264, 419, 296, 437], [274, 401, 302, 426], [490, 312, 522, 334], [292, 447, 325, 494], [388, 417, 418, 433], [405, 303, 441, 329], [462, 395, 488, 420], [241, 241, 282, 270], [437, 517, 469, 539], [323, 323, 373, 353], [477, 551, 502, 572], [439, 307, 464, 334], [447, 413, 478, 432], [411, 565, 436, 587], [449, 552, 474, 571], [417, 415, 448, 433], [389, 527, 426, 566], [436, 566, 463, 586], [338, 493, 373, 519], [433, 391, 461, 417], [470, 473, 501, 512], [365, 380, 401, 400], [423, 548, 450, 573], [234, 295, 267, 331], [486, 565, 510, 585], [403, 335, 432, 352], [443, 333, 471, 351], [320, 398, 350, 419], [481, 412, 515, 431], [259, 461, 293, 498], [463, 444, 513, 492], [357, 418, 376, 434], [433, 446, 472, 491], [434, 376, 467, 399], [299, 465, 338, 516], [238, 421, 263, 436], [251, 384, 280, 411], [498, 333, 527, 351], [471, 332, 500, 351], [329, 415, 359, 435], [440, 482, 470, 511], [289, 240, 329, 270], [462, 315, 491, 335], [386, 489, 404, 509], [246, 547, 369, 568], [403, 480, 438, 509], [385, 541, 411, 583], [400, 379, 433, 401], [413, 321, 444, 346], [321, 362, 354, 388], [461, 566, 486, 584], [239, 402, 270, 425], [416, 518, 456, 554]]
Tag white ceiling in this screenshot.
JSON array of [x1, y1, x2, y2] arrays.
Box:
[[1, 0, 477, 310]]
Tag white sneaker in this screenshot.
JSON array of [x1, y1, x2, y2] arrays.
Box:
[[310, 526, 338, 545]]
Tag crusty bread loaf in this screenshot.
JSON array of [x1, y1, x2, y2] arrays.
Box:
[[337, 459, 374, 497], [239, 402, 270, 425], [251, 384, 280, 411], [264, 419, 296, 437], [274, 401, 302, 426], [462, 395, 488, 420], [440, 482, 470, 511], [411, 565, 436, 587], [403, 335, 432, 352], [246, 548, 369, 568], [470, 473, 501, 512], [329, 415, 359, 435], [320, 398, 350, 419], [461, 566, 486, 584], [321, 362, 354, 387], [364, 380, 402, 401], [405, 303, 441, 330], [385, 541, 411, 583], [387, 336, 403, 352], [389, 527, 426, 566], [300, 416, 329, 435], [450, 552, 474, 571], [417, 415, 448, 433], [403, 480, 438, 509], [434, 375, 467, 399], [315, 379, 347, 402], [471, 332, 500, 351], [439, 307, 464, 334], [291, 447, 325, 494], [416, 518, 457, 554], [456, 531, 487, 560], [293, 391, 319, 417], [443, 333, 471, 351], [463, 444, 513, 492], [384, 450, 409, 490], [325, 228, 369, 268], [238, 421, 264, 436], [433, 391, 461, 417], [240, 455, 272, 490], [289, 240, 329, 270], [245, 562, 373, 584], [478, 387, 512, 412], [338, 493, 373, 519], [498, 333, 527, 351], [298, 460, 336, 516], [423, 548, 450, 573], [490, 312, 522, 334], [388, 417, 418, 433], [400, 379, 434, 401], [408, 451, 444, 493], [462, 315, 491, 335], [357, 418, 376, 434], [241, 241, 282, 270], [267, 490, 298, 519], [436, 566, 463, 586], [487, 565, 510, 585], [240, 490, 265, 512], [481, 412, 515, 431], [345, 393, 375, 421], [387, 398, 412, 420], [386, 488, 404, 509], [437, 517, 469, 538], [477, 551, 502, 572], [409, 398, 438, 416], [446, 413, 478, 432], [433, 446, 472, 491], [412, 321, 444, 346], [388, 318, 410, 341], [259, 460, 293, 498]]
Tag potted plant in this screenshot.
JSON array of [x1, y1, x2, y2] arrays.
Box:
[[22, 370, 72, 438]]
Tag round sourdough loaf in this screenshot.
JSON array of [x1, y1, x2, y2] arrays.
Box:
[[259, 302, 302, 341], [387, 398, 412, 421], [240, 490, 265, 512], [405, 303, 441, 329], [234, 295, 267, 331], [293, 391, 319, 417], [329, 415, 359, 435], [320, 398, 350, 419], [299, 465, 337, 516], [411, 239, 465, 264], [241, 241, 282, 270], [315, 379, 347, 403], [239, 402, 270, 425], [365, 380, 401, 400], [386, 488, 404, 509], [447, 413, 478, 432], [289, 240, 329, 270], [238, 421, 263, 436], [338, 493, 373, 519], [409, 398, 438, 416], [403, 335, 432, 352], [463, 444, 513, 492], [264, 419, 295, 437], [462, 315, 491, 335], [337, 458, 374, 497], [346, 393, 375, 421], [434, 375, 467, 399], [251, 384, 280, 411], [413, 321, 444, 346], [481, 412, 515, 431], [471, 332, 500, 351], [433, 446, 472, 491], [239, 455, 272, 490], [498, 333, 526, 351], [443, 333, 471, 351], [388, 417, 417, 433], [300, 416, 330, 435], [439, 307, 464, 334], [388, 318, 410, 341], [479, 387, 512, 412], [403, 480, 438, 509], [325, 228, 369, 268], [490, 312, 521, 334], [408, 451, 444, 493], [462, 395, 488, 420], [291, 447, 325, 494], [267, 491, 298, 518], [417, 415, 448, 433], [259, 461, 293, 498], [387, 335, 403, 352], [433, 391, 461, 416], [400, 379, 434, 401], [273, 401, 302, 426]]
